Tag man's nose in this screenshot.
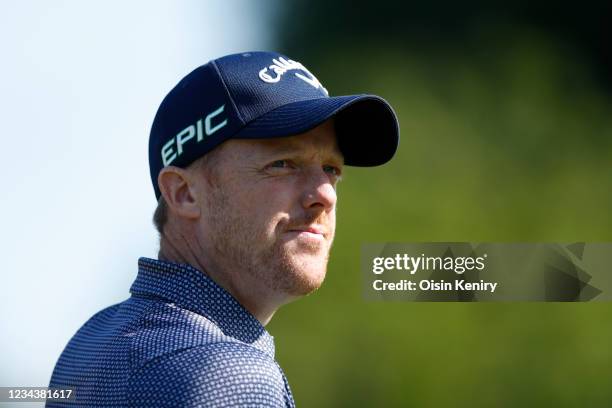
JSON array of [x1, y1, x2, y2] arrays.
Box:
[[300, 167, 337, 211]]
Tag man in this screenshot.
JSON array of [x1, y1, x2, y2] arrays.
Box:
[[47, 51, 399, 407]]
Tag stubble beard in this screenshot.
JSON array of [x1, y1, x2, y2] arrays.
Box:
[[206, 187, 332, 299]]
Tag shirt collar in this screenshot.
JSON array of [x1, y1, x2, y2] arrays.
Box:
[[130, 257, 275, 359]]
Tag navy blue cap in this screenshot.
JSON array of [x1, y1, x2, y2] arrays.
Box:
[[149, 51, 400, 200]]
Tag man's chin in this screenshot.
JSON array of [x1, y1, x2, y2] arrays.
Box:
[[280, 255, 328, 297]]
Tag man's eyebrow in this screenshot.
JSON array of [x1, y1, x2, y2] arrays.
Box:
[[260, 142, 344, 162], [261, 143, 302, 155]]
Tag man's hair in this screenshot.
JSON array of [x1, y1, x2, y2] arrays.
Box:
[[153, 196, 168, 237], [152, 145, 225, 237]]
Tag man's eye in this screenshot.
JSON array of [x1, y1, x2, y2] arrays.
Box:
[[323, 165, 341, 176], [266, 160, 293, 171], [269, 160, 289, 168]]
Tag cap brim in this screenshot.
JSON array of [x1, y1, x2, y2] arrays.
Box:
[[233, 95, 399, 166]]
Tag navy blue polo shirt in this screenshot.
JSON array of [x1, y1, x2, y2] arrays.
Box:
[[47, 257, 296, 407]]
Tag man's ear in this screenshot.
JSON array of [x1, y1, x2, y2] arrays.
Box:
[[157, 166, 201, 220]]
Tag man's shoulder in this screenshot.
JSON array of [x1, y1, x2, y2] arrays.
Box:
[[49, 297, 290, 407], [128, 342, 288, 407], [127, 296, 239, 368], [133, 341, 281, 379], [53, 295, 242, 378]]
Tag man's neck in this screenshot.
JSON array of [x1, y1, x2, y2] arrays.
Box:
[[158, 236, 281, 326]]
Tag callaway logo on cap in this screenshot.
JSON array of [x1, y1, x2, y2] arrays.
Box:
[[149, 51, 400, 200]]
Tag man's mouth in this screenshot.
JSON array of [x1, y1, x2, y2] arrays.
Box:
[[285, 225, 326, 240]]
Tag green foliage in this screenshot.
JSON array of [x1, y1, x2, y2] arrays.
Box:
[[268, 31, 612, 407]]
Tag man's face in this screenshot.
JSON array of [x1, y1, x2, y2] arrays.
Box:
[[195, 119, 342, 298]]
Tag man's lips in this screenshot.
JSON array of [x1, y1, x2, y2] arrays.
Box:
[[286, 225, 326, 237]]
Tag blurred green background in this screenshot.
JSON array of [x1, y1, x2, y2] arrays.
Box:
[[267, 2, 612, 407]]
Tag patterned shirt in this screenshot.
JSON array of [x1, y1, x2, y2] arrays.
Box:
[[47, 257, 296, 407]]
